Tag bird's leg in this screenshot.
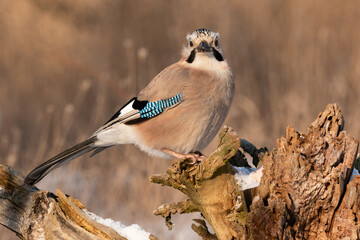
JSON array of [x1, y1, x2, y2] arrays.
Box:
[[162, 149, 207, 164]]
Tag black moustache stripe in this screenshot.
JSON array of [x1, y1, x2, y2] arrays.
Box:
[[212, 48, 224, 61], [186, 48, 224, 63], [186, 49, 196, 63]]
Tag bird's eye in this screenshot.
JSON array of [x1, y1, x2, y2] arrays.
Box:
[[189, 41, 193, 47], [215, 39, 219, 47]]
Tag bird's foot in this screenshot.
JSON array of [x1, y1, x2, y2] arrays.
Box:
[[162, 149, 207, 164], [191, 151, 207, 163]]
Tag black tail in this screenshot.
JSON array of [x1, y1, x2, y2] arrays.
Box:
[[24, 137, 97, 185]]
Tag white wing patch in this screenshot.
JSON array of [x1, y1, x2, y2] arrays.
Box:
[[119, 99, 137, 116], [93, 99, 141, 135]]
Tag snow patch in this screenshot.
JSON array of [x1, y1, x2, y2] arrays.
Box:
[[83, 209, 151, 240], [234, 166, 263, 190], [351, 168, 360, 181]]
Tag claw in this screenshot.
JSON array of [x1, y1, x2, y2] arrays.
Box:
[[162, 149, 207, 164]]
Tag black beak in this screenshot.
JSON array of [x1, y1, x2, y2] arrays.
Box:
[[197, 41, 211, 52]]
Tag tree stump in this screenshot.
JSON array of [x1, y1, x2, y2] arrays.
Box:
[[151, 104, 359, 240], [248, 104, 359, 240]]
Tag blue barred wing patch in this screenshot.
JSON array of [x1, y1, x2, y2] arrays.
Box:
[[139, 92, 183, 119]]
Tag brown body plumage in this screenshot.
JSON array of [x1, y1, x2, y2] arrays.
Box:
[[134, 56, 234, 156]]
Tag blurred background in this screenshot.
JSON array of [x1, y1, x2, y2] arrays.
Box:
[[0, 0, 359, 239]]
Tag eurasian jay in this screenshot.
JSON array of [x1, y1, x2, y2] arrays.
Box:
[[24, 28, 235, 185]]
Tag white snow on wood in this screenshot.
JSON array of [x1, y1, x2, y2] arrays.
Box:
[[83, 209, 151, 240], [351, 168, 360, 181], [233, 166, 263, 190]]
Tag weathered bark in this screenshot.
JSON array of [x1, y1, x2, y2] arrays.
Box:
[[150, 126, 253, 240], [151, 104, 360, 240], [248, 104, 359, 240], [0, 164, 157, 240]]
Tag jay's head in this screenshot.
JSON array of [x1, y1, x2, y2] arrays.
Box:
[[183, 28, 224, 63]]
